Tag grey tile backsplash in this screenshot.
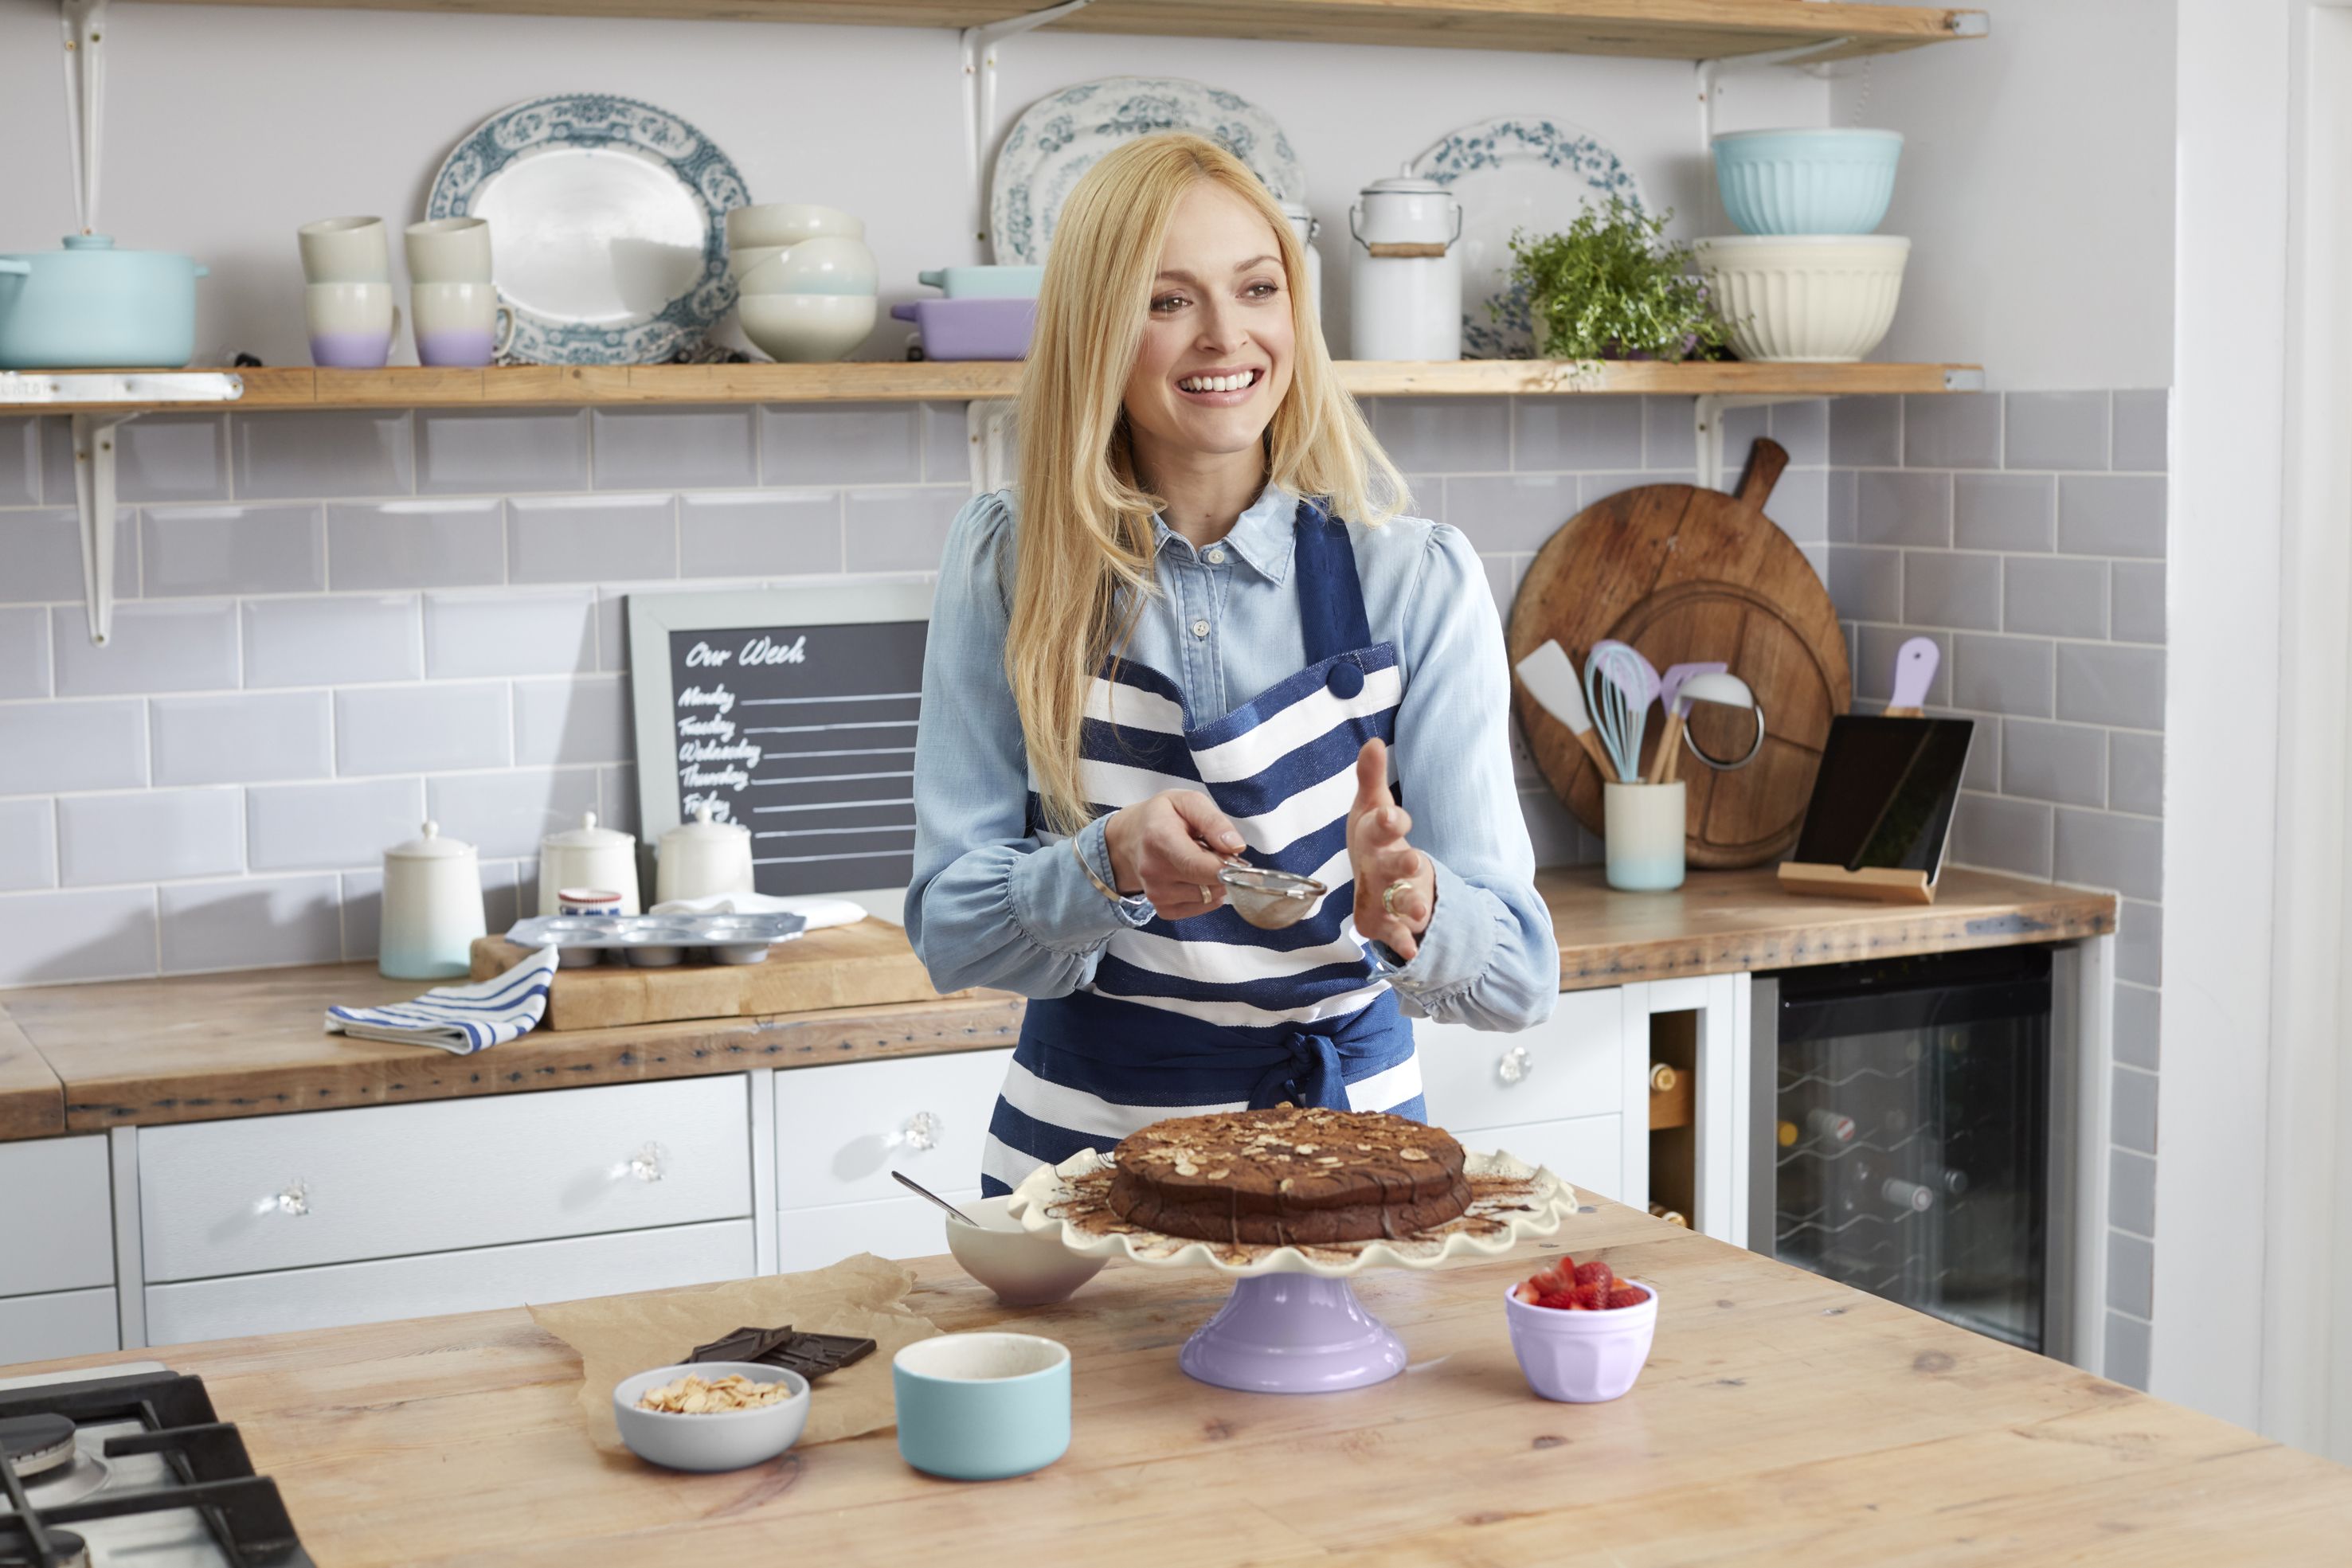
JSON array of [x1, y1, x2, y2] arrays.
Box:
[[1826, 388, 2166, 1389]]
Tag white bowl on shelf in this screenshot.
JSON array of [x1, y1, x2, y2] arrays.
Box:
[[728, 244, 791, 282], [737, 237, 879, 297], [1693, 234, 1911, 362], [726, 203, 863, 250], [738, 292, 878, 362]]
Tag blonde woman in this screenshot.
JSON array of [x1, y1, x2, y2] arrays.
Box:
[[906, 134, 1557, 1196]]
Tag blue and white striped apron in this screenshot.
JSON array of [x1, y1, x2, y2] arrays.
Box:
[[979, 500, 1423, 1196]]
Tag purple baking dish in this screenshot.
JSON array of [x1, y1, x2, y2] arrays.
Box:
[[890, 297, 1037, 361]]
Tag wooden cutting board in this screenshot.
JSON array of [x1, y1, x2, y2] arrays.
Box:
[[468, 917, 966, 1030], [1506, 439, 1851, 868]]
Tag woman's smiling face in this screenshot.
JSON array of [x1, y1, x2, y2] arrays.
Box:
[[1121, 182, 1297, 466]]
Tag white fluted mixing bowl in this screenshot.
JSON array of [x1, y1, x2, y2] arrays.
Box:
[[1693, 235, 1910, 363]]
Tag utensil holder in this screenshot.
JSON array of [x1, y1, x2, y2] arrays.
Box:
[[1603, 781, 1685, 892]]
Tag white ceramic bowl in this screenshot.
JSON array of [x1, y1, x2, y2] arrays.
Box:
[[738, 293, 877, 363], [1693, 234, 1911, 362], [737, 237, 878, 298], [945, 1195, 1107, 1306], [727, 244, 791, 282], [726, 203, 863, 250], [1502, 1280, 1659, 1403], [612, 1362, 810, 1472]]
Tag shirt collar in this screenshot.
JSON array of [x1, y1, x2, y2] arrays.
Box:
[[1151, 483, 1297, 584]]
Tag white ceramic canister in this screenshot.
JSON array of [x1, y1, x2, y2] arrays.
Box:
[[379, 821, 486, 980], [538, 811, 640, 917], [1603, 782, 1686, 893], [656, 801, 757, 903], [1347, 174, 1462, 362], [1278, 197, 1323, 325]]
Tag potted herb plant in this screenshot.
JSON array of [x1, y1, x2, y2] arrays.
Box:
[[1505, 197, 1733, 362]]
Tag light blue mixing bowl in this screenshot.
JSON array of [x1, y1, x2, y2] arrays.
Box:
[[1712, 128, 1904, 236], [894, 1331, 1070, 1481]]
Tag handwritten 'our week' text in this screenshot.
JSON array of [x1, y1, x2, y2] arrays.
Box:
[[683, 634, 807, 668]]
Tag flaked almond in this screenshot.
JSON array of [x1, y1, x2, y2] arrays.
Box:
[[1399, 1148, 1431, 1162]]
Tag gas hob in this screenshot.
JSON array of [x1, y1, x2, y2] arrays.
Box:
[[0, 1363, 310, 1568]]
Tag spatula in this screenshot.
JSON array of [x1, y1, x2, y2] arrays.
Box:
[[1886, 636, 1939, 718], [1653, 662, 1728, 786], [1514, 639, 1618, 782]]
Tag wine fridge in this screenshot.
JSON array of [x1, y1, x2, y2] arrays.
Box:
[[1748, 946, 2075, 1357]]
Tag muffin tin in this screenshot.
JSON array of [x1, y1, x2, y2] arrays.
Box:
[[507, 912, 808, 968]]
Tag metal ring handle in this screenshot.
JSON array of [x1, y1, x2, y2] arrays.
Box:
[[1683, 697, 1768, 772]]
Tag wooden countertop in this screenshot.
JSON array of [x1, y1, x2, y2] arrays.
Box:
[[0, 866, 2113, 1142], [14, 1202, 2342, 1563]]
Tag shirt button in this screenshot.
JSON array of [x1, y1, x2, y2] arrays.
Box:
[[1205, 547, 1227, 565], [1191, 618, 1211, 639]]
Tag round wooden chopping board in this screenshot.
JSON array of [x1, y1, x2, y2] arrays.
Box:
[[1505, 439, 1852, 868]]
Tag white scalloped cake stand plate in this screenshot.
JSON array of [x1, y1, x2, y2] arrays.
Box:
[[1008, 1146, 1579, 1279]]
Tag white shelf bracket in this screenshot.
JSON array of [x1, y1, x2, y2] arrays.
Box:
[[61, 0, 108, 236], [961, 0, 1094, 258], [72, 409, 135, 646], [1696, 37, 1857, 151], [1693, 393, 1814, 493]]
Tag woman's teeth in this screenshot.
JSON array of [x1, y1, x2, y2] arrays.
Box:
[[1180, 370, 1259, 393]]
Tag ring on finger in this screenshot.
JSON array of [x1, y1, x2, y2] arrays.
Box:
[[1198, 884, 1213, 904], [1381, 878, 1418, 917]]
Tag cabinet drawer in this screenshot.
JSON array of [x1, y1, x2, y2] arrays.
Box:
[[0, 1287, 118, 1369], [775, 1049, 1011, 1210], [1457, 1113, 1622, 1204], [0, 1136, 112, 1297], [146, 1219, 753, 1344], [1418, 987, 1622, 1133], [141, 1077, 753, 1283], [778, 1191, 980, 1275]]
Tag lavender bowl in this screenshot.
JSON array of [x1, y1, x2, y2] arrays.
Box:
[[1503, 1279, 1657, 1402]]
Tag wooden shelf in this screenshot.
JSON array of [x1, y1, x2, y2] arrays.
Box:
[[131, 0, 1986, 59], [0, 359, 1982, 416]]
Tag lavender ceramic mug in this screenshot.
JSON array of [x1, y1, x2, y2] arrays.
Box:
[[304, 281, 398, 369], [411, 281, 515, 367]]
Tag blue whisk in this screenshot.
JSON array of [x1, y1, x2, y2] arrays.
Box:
[[1583, 640, 1661, 783]]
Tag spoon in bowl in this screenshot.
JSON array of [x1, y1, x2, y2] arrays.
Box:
[[893, 1169, 981, 1227]]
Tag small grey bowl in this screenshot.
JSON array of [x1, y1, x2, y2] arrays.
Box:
[[612, 1362, 810, 1472], [1218, 859, 1327, 930]]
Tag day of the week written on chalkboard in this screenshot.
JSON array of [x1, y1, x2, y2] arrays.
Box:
[[668, 621, 928, 897]]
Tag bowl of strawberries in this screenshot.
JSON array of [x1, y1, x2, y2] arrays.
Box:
[[1503, 1253, 1657, 1403]]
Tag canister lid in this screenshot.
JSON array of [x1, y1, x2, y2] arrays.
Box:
[[541, 811, 633, 850], [661, 800, 749, 845], [1356, 176, 1448, 197], [386, 819, 475, 860]]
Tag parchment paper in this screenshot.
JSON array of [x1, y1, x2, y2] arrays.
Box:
[[527, 1252, 939, 1453]]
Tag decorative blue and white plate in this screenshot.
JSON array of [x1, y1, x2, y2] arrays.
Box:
[[426, 94, 748, 366], [1411, 118, 1646, 359], [990, 76, 1305, 266]]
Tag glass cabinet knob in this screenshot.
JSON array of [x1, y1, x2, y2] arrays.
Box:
[[1497, 1045, 1533, 1085], [628, 1142, 668, 1183], [904, 1111, 941, 1152], [274, 1180, 309, 1217]]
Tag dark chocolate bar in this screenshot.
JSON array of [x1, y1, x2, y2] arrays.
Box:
[[685, 1324, 877, 1381]]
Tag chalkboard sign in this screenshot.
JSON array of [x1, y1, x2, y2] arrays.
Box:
[[628, 585, 936, 897]]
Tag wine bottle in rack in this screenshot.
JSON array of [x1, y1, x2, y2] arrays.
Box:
[[1647, 1203, 1689, 1228], [1649, 1062, 1678, 1093], [1806, 1106, 1857, 1144], [1938, 1166, 1970, 1195], [1880, 1178, 1935, 1213], [1777, 1120, 1801, 1148]]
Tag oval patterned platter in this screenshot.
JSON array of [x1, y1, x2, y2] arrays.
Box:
[[990, 76, 1305, 265], [427, 94, 748, 366], [1411, 117, 1646, 360]]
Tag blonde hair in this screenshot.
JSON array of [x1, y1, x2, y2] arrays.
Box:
[[1009, 132, 1407, 835]]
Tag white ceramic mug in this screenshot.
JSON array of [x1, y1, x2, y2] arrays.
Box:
[[305, 281, 401, 370], [298, 215, 389, 284], [405, 217, 493, 284], [411, 281, 515, 367]]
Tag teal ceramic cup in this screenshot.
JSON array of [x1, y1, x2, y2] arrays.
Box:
[[893, 1332, 1070, 1481]]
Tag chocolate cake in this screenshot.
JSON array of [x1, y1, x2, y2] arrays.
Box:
[[1107, 1107, 1471, 1245]]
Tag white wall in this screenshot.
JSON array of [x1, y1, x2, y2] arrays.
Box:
[[0, 2, 1830, 366], [1833, 0, 2177, 390]]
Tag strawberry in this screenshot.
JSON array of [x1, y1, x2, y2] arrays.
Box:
[[1512, 1281, 1540, 1304], [1569, 1281, 1611, 1311], [1535, 1289, 1579, 1312], [1604, 1285, 1649, 1311], [1572, 1260, 1614, 1291]]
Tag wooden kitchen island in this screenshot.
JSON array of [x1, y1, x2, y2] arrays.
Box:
[[14, 1201, 2341, 1565]]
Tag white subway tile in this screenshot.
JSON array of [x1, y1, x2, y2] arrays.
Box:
[[592, 406, 757, 490], [2001, 719, 2107, 808], [415, 409, 590, 495], [679, 491, 841, 577], [2057, 643, 2166, 731], [1830, 396, 1900, 467], [140, 503, 324, 597], [241, 593, 421, 687], [340, 868, 382, 960], [843, 488, 965, 574], [761, 403, 922, 486], [57, 789, 244, 886], [44, 413, 229, 502], [0, 507, 135, 604], [327, 499, 504, 591], [424, 588, 597, 678], [513, 675, 632, 766], [1903, 394, 2000, 468], [508, 494, 677, 585], [0, 418, 36, 505], [335, 682, 509, 776], [150, 691, 330, 785], [2111, 390, 2168, 473], [0, 800, 55, 890], [233, 410, 413, 500], [0, 606, 49, 698], [426, 768, 601, 859], [52, 600, 238, 698], [158, 874, 342, 972], [0, 886, 157, 984], [1372, 397, 1510, 473], [2002, 392, 2109, 472], [1442, 475, 1578, 553], [1510, 397, 1642, 472], [247, 777, 425, 872], [2002, 555, 2107, 639], [0, 700, 147, 795], [2053, 807, 2162, 901]]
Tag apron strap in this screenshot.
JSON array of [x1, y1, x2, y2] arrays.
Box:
[[1293, 499, 1374, 666]]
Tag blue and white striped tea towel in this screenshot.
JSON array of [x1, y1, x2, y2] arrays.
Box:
[[325, 947, 557, 1054]]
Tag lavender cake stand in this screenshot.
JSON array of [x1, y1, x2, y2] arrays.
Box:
[[1008, 1148, 1578, 1397]]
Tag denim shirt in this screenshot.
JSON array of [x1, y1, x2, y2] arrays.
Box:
[[904, 484, 1558, 1033]]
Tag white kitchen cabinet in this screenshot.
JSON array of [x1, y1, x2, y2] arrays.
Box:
[[0, 1287, 118, 1367], [139, 1077, 754, 1283], [1451, 1114, 1622, 1203], [773, 1047, 1012, 1210], [144, 1220, 753, 1344], [779, 1191, 982, 1273], [0, 1136, 113, 1299], [1415, 988, 1623, 1130]]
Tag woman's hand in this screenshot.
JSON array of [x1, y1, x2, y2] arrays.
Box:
[[1350, 739, 1434, 961], [1104, 790, 1246, 918]]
